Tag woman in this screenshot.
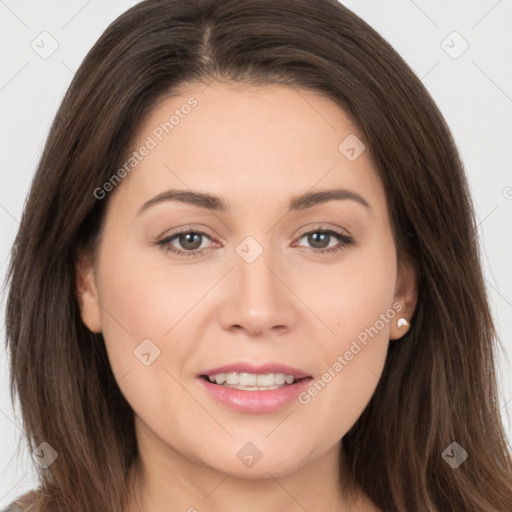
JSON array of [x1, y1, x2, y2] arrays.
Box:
[[4, 0, 512, 510]]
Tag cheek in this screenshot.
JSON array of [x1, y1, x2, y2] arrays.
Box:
[[298, 238, 397, 437], [93, 247, 205, 433], [314, 234, 397, 344], [93, 238, 195, 384], [96, 235, 203, 340]]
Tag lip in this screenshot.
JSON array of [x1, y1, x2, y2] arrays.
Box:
[[198, 375, 314, 413], [199, 362, 311, 379]]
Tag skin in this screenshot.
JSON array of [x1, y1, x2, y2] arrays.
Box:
[[77, 80, 417, 512]]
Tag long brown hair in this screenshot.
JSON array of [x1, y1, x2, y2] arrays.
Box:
[[4, 0, 512, 510]]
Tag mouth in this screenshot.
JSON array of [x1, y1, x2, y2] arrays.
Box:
[[199, 372, 311, 391], [196, 367, 314, 413]]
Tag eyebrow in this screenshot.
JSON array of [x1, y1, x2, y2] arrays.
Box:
[[136, 187, 371, 216]]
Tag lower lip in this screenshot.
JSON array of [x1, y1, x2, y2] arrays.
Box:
[[197, 376, 313, 413]]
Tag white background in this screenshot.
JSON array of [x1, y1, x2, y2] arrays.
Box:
[[1, 0, 511, 506]]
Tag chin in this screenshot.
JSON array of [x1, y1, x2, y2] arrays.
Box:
[[201, 449, 307, 480]]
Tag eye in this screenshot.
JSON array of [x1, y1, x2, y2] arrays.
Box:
[[156, 226, 354, 258], [294, 228, 354, 254], [156, 226, 217, 258]]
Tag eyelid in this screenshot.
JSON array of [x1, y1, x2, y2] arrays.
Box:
[[156, 224, 219, 242], [294, 223, 352, 239]]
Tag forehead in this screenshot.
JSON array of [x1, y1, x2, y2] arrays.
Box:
[[112, 81, 385, 216]]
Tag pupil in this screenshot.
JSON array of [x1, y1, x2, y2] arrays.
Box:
[[309, 232, 329, 249], [180, 233, 201, 250]]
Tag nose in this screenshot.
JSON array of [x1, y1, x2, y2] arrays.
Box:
[[218, 248, 297, 338]]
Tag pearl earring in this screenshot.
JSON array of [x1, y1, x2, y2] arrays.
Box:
[[397, 317, 409, 329]]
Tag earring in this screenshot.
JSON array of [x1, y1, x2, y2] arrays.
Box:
[[397, 317, 410, 329]]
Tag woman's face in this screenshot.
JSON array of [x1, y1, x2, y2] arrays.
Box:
[[77, 81, 416, 480]]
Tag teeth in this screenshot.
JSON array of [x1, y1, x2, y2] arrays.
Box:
[[206, 372, 298, 387], [256, 374, 274, 386], [275, 374, 285, 385], [208, 374, 226, 384], [226, 373, 238, 385], [240, 373, 257, 386]]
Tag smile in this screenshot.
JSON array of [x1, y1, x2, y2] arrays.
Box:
[[198, 372, 313, 413], [204, 371, 301, 389]]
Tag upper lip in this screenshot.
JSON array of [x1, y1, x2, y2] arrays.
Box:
[[200, 362, 311, 379]]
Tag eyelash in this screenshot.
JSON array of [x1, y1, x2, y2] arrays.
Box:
[[156, 225, 354, 258]]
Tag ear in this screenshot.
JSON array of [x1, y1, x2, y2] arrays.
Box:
[[390, 256, 418, 340], [75, 250, 103, 333]]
